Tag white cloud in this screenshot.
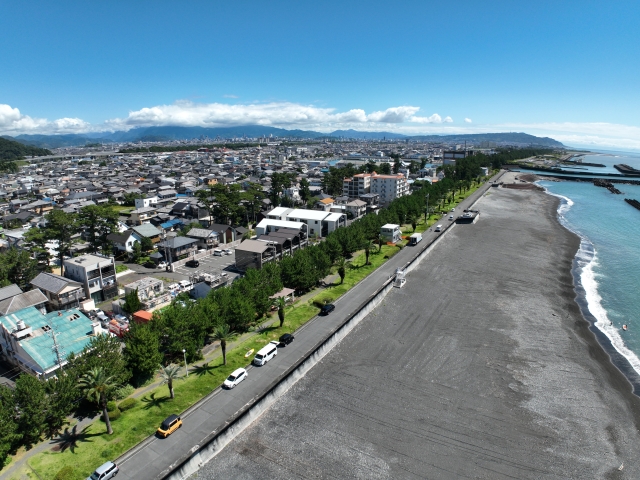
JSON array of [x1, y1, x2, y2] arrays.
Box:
[[223, 94, 238, 98], [0, 103, 91, 135], [3, 100, 640, 151]]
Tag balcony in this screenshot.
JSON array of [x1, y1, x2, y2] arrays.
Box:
[[86, 270, 101, 280]]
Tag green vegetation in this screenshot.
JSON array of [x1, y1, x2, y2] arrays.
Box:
[[115, 264, 129, 274], [0, 137, 51, 164]]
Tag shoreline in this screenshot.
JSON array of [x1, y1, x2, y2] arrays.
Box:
[[539, 180, 640, 396]]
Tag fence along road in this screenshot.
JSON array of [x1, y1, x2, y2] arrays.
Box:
[[115, 172, 503, 480]]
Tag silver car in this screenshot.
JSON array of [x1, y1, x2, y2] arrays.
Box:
[[87, 461, 119, 480]]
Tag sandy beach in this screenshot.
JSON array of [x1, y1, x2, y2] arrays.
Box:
[[193, 174, 640, 479]]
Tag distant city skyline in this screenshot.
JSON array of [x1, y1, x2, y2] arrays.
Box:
[[1, 1, 639, 150]]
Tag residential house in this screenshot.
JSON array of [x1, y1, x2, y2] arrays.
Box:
[[130, 223, 163, 244], [156, 236, 199, 262], [129, 206, 157, 225], [30, 272, 86, 311], [380, 224, 402, 243], [209, 224, 237, 244], [123, 277, 171, 310], [186, 228, 219, 249], [234, 239, 272, 272], [63, 254, 118, 303], [107, 230, 139, 254], [134, 196, 158, 209]]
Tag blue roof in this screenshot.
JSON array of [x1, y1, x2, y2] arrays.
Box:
[[0, 307, 97, 372], [160, 219, 184, 229]]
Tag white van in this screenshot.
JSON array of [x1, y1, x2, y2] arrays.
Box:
[[213, 248, 223, 256], [408, 233, 422, 246], [179, 280, 193, 291], [435, 224, 443, 232], [253, 343, 277, 366]]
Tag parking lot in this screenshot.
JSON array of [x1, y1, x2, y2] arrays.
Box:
[[172, 249, 241, 281]]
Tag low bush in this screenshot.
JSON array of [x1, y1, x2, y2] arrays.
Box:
[[106, 400, 117, 412], [118, 398, 138, 411], [101, 408, 121, 421], [113, 384, 135, 400], [53, 466, 75, 480]]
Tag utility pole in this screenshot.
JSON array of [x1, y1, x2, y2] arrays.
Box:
[[425, 193, 430, 224], [47, 321, 66, 372]]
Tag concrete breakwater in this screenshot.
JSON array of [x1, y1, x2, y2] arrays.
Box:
[[593, 179, 622, 194], [624, 198, 640, 212]]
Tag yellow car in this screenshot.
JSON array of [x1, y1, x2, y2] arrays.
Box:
[[157, 414, 182, 438]]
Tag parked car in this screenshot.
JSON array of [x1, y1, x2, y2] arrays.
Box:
[[223, 248, 233, 255], [223, 368, 247, 389], [178, 280, 193, 291], [320, 304, 335, 315], [185, 259, 199, 268], [213, 249, 223, 256], [157, 414, 182, 438], [87, 461, 119, 480], [157, 261, 167, 269], [279, 333, 294, 345], [167, 283, 180, 294]]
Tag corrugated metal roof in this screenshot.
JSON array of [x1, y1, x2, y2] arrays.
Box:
[[0, 307, 96, 372]]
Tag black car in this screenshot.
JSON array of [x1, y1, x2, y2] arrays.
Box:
[[185, 259, 200, 268], [320, 304, 335, 315], [279, 333, 294, 345]]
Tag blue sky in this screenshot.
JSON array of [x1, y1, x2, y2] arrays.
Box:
[[1, 0, 639, 149]]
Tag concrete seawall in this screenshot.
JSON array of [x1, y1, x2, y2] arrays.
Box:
[[163, 179, 501, 480]]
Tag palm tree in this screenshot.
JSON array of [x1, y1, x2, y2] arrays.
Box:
[[276, 297, 286, 328], [363, 240, 375, 266], [335, 256, 347, 284], [159, 364, 182, 399], [210, 324, 237, 366], [78, 367, 118, 435]]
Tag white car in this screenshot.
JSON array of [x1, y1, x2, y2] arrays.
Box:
[[223, 368, 247, 389], [448, 215, 454, 221], [157, 261, 167, 269], [224, 248, 233, 255]]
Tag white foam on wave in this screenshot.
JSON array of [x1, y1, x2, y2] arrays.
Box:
[[581, 251, 640, 376], [538, 181, 640, 377]]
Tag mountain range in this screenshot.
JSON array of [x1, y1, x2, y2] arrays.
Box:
[[2, 126, 564, 149]]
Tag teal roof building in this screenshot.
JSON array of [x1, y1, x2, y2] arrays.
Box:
[[0, 306, 100, 378]]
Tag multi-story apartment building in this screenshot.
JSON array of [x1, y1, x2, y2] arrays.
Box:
[[342, 173, 372, 199], [369, 174, 410, 205], [63, 254, 119, 303]]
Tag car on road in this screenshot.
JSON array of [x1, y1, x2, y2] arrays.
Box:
[[451, 208, 455, 212], [157, 414, 182, 438], [435, 224, 442, 232], [448, 215, 454, 221], [157, 261, 167, 269], [185, 259, 200, 268], [87, 460, 119, 480], [223, 248, 233, 255], [279, 333, 294, 345], [213, 249, 223, 256], [320, 303, 335, 315], [223, 368, 247, 389]]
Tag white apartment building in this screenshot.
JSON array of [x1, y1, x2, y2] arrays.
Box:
[[63, 254, 118, 303], [369, 174, 410, 205], [343, 173, 372, 198]]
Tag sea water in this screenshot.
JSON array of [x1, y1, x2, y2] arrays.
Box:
[[537, 151, 640, 379]]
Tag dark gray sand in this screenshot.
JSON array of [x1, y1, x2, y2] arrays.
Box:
[[193, 185, 640, 479]]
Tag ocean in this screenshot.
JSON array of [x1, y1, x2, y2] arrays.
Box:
[[535, 150, 640, 385]]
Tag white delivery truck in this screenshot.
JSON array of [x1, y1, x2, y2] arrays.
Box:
[[408, 233, 422, 246]]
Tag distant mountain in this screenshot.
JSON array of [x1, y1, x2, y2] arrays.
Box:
[[4, 127, 564, 149], [406, 132, 563, 147], [328, 129, 407, 140], [0, 137, 52, 160], [11, 133, 106, 149]]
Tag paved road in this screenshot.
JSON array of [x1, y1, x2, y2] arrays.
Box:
[[115, 176, 502, 480], [194, 175, 640, 479]]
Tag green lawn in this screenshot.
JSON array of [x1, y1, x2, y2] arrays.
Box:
[[12, 182, 486, 480]]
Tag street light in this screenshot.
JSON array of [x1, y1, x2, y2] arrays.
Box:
[[182, 349, 188, 377]]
